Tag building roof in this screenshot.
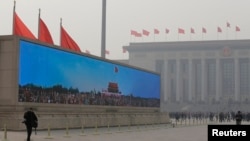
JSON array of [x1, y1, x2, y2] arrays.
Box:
[[123, 39, 250, 52]]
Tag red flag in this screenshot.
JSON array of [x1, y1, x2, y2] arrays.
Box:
[[39, 18, 54, 44], [154, 28, 159, 34], [142, 29, 150, 36], [130, 30, 142, 37], [135, 32, 142, 37], [236, 26, 240, 32], [114, 66, 118, 73], [226, 22, 230, 28], [60, 26, 81, 52], [130, 30, 137, 36], [217, 27, 222, 33], [105, 50, 110, 54], [165, 28, 170, 34], [122, 47, 127, 53], [178, 28, 185, 34], [190, 28, 195, 34], [202, 27, 207, 33], [13, 12, 36, 39]]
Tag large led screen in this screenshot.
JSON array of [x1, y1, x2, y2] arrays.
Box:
[[18, 40, 160, 107]]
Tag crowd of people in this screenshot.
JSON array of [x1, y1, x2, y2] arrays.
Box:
[[169, 111, 249, 124]]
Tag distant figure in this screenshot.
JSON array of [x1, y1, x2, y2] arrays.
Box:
[[23, 108, 38, 141], [235, 110, 243, 125], [219, 112, 224, 122]]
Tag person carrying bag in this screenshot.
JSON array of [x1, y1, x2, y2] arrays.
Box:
[[23, 108, 38, 141]]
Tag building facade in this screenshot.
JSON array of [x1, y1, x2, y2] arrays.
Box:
[[123, 40, 250, 112]]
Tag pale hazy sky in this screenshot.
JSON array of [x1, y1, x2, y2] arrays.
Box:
[[1, 0, 250, 59]]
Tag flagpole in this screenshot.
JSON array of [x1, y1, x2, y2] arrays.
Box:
[[12, 0, 16, 35], [201, 27, 203, 40], [60, 18, 62, 46], [101, 0, 106, 58], [226, 27, 228, 40], [202, 27, 206, 40], [38, 9, 41, 39], [226, 26, 228, 39]]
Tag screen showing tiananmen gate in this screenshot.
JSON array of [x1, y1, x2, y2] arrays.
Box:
[[18, 40, 160, 107]]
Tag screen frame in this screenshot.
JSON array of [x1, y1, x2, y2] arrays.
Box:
[[17, 39, 161, 107]]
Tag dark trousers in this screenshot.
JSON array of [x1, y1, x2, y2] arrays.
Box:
[[236, 120, 241, 125], [25, 124, 32, 141]]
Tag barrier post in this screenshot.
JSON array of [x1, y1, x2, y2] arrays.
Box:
[[2, 124, 8, 141], [127, 123, 131, 132], [137, 123, 140, 131], [64, 123, 71, 138], [116, 123, 122, 133], [93, 121, 99, 135], [79, 124, 86, 136], [79, 119, 86, 136], [106, 121, 112, 134], [44, 123, 53, 139]]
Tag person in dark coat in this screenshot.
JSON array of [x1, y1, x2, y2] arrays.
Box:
[[23, 108, 38, 141], [235, 110, 243, 125]]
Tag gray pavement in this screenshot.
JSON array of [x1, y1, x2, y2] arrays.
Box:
[[1, 122, 209, 141], [3, 120, 249, 141]]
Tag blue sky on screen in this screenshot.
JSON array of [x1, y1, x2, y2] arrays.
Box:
[[19, 40, 160, 98]]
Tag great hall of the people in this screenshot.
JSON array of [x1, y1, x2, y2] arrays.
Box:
[[123, 39, 250, 112]]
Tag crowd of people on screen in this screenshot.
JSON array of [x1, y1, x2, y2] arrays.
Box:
[[18, 85, 160, 107]]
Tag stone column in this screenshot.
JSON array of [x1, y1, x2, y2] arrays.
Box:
[[234, 58, 240, 101], [164, 60, 169, 102], [216, 59, 221, 101], [188, 59, 193, 102], [201, 59, 207, 102], [176, 59, 181, 102]]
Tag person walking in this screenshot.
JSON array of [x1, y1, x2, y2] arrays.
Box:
[[23, 108, 38, 141], [235, 110, 243, 125]]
